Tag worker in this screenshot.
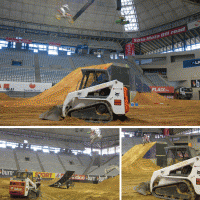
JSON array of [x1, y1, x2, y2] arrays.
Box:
[[36, 174, 41, 188]]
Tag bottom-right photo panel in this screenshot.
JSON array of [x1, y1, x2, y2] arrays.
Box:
[[121, 128, 199, 200]]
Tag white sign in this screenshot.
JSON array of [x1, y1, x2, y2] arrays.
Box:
[[0, 81, 52, 92], [187, 19, 200, 30]]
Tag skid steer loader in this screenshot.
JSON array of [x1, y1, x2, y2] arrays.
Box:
[[40, 65, 130, 122], [9, 171, 40, 198], [134, 156, 200, 200]]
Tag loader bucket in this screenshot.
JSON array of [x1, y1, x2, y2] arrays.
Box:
[[133, 181, 151, 196], [39, 105, 63, 121]]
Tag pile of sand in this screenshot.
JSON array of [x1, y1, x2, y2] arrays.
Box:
[[0, 93, 14, 101], [98, 175, 119, 191], [122, 142, 160, 175], [132, 92, 170, 105], [0, 63, 113, 108]]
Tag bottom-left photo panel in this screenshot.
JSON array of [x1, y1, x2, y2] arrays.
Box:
[[0, 128, 120, 200]]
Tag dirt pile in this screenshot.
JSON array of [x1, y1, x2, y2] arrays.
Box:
[[132, 92, 170, 105], [0, 177, 119, 200], [1, 63, 113, 108], [98, 175, 119, 192], [0, 93, 14, 101], [122, 142, 160, 174], [122, 143, 160, 200]]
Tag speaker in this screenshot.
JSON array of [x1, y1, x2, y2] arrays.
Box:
[[117, 0, 121, 10]]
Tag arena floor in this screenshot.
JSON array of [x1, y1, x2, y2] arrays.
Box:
[[0, 176, 119, 200], [1, 97, 200, 126]]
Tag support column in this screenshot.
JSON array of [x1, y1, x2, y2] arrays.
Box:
[[183, 32, 186, 51], [172, 35, 174, 52]]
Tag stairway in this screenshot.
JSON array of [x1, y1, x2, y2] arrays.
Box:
[[57, 154, 66, 171], [34, 54, 41, 82], [13, 149, 20, 171], [36, 153, 44, 172]]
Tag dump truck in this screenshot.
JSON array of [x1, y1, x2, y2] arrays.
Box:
[[174, 86, 193, 100]]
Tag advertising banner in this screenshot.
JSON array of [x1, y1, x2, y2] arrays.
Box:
[[6, 37, 32, 44], [0, 169, 17, 176], [0, 81, 52, 92], [33, 171, 55, 179], [86, 175, 99, 181], [55, 173, 65, 179], [163, 128, 170, 136], [183, 59, 200, 68], [150, 86, 174, 93], [55, 173, 86, 181], [132, 26, 187, 43], [187, 19, 200, 30], [125, 43, 135, 56], [70, 174, 86, 181], [49, 42, 61, 47]]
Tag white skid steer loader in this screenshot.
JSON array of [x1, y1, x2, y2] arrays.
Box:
[[40, 66, 130, 122], [134, 156, 200, 200], [9, 171, 40, 198]]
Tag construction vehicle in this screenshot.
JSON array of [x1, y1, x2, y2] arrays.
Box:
[[149, 156, 200, 199], [134, 146, 198, 199], [174, 86, 193, 100], [134, 156, 200, 199], [40, 65, 130, 122], [9, 171, 40, 198], [49, 171, 75, 189]]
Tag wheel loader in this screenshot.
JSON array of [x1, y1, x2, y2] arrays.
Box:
[[40, 65, 130, 122], [9, 171, 40, 198]]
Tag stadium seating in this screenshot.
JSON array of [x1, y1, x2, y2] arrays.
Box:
[[136, 75, 153, 86], [15, 149, 42, 172], [37, 152, 64, 173], [59, 154, 85, 174], [71, 54, 103, 68], [77, 154, 92, 166], [0, 148, 17, 170], [0, 49, 34, 67], [88, 155, 119, 176], [145, 73, 170, 86]]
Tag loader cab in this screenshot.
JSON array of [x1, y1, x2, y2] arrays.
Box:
[[165, 146, 196, 166], [14, 171, 33, 181], [79, 69, 109, 90]]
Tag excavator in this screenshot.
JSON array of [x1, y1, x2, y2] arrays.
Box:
[[40, 65, 130, 122]]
